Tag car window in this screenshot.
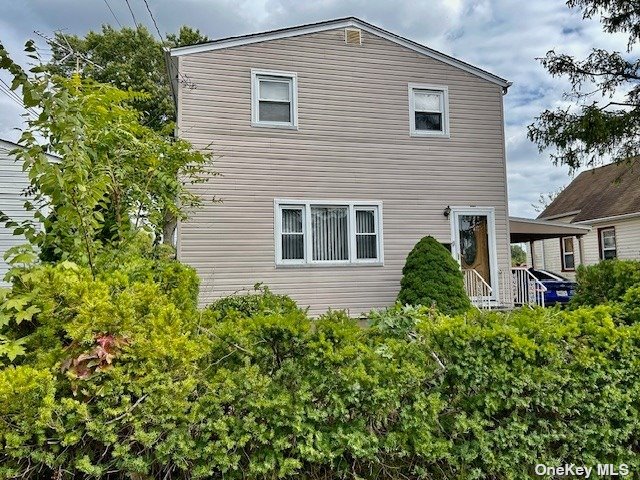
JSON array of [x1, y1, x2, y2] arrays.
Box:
[[530, 269, 569, 281]]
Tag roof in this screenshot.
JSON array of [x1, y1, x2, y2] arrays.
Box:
[[169, 17, 510, 89], [0, 138, 61, 160], [538, 161, 640, 223], [509, 216, 590, 243]]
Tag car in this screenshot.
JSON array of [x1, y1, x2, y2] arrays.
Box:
[[528, 268, 577, 306]]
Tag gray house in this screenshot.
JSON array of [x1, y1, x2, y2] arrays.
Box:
[[168, 17, 516, 314]]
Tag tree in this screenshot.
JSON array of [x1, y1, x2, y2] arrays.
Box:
[[531, 187, 564, 213], [528, 1, 640, 170], [0, 41, 213, 274], [397, 236, 471, 315], [48, 25, 208, 132], [511, 245, 527, 266]]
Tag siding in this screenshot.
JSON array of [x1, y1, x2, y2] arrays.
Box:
[[0, 142, 31, 286], [176, 28, 511, 315], [530, 215, 640, 276]]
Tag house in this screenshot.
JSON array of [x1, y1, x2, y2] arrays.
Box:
[[167, 17, 516, 314], [529, 161, 640, 278], [0, 139, 37, 285]]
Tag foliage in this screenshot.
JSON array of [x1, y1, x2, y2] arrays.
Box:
[[208, 283, 304, 319], [571, 259, 640, 307], [48, 25, 209, 132], [528, 0, 640, 170], [3, 272, 640, 478], [397, 235, 471, 315], [510, 244, 527, 266], [0, 42, 213, 269]]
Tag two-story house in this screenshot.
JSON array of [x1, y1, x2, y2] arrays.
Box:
[[167, 17, 513, 314], [530, 161, 640, 278]]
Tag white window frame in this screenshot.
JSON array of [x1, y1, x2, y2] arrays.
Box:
[[599, 227, 617, 260], [561, 236, 576, 271], [274, 199, 384, 267], [251, 69, 298, 129], [408, 83, 450, 138]]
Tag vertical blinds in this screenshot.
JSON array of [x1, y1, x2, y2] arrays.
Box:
[[311, 207, 349, 261], [279, 203, 380, 263]]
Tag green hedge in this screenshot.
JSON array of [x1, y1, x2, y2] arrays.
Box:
[[572, 259, 640, 307], [2, 259, 640, 478]]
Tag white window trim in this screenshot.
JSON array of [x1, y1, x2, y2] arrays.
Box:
[[600, 227, 617, 259], [408, 83, 450, 138], [251, 69, 298, 129], [274, 199, 384, 267], [449, 206, 499, 301], [561, 236, 576, 271]]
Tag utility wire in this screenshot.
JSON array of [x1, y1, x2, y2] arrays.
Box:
[[103, 0, 123, 28], [141, 0, 164, 41], [124, 0, 140, 29]]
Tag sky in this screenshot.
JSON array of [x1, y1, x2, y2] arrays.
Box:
[[0, 0, 630, 217]]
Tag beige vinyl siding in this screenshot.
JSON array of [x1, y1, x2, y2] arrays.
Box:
[[581, 217, 640, 265], [176, 28, 511, 315]]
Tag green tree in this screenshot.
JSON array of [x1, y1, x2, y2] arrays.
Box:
[[397, 236, 471, 315], [0, 41, 213, 273], [528, 0, 640, 170], [511, 244, 527, 266], [48, 25, 208, 132]]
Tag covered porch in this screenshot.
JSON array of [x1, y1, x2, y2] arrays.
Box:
[[463, 217, 590, 309]]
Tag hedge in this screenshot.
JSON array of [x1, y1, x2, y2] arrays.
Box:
[[1, 255, 640, 478]]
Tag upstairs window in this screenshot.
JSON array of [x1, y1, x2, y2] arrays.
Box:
[[599, 227, 617, 260], [409, 84, 449, 137], [561, 237, 575, 271], [275, 200, 383, 266], [251, 70, 297, 128]]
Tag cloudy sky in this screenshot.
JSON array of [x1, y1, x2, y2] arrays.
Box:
[[0, 0, 629, 217]]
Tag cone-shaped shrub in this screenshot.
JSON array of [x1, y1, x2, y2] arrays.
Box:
[[397, 235, 471, 315]]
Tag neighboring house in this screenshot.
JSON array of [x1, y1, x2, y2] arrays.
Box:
[[168, 17, 514, 314], [0, 139, 35, 285], [529, 162, 640, 278]]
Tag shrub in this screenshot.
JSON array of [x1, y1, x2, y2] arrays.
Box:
[[3, 256, 640, 478], [397, 235, 471, 315], [571, 259, 640, 307], [208, 283, 304, 319]]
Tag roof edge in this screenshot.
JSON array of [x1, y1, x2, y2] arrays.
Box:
[[170, 17, 510, 88]]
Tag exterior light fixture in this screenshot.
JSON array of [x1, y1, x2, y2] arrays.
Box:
[[443, 206, 451, 218]]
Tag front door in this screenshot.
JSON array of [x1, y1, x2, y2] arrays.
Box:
[[451, 207, 499, 300]]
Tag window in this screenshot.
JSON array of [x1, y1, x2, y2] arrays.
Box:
[[409, 83, 449, 137], [599, 227, 617, 260], [275, 200, 383, 265], [251, 70, 297, 128], [561, 237, 575, 271]]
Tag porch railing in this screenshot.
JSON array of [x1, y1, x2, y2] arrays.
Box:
[[463, 267, 547, 310], [462, 269, 494, 310], [511, 267, 547, 308]]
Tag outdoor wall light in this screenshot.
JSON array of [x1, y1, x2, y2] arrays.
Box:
[[443, 206, 451, 218]]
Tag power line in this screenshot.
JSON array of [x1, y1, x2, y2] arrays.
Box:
[[103, 0, 123, 28], [141, 0, 164, 41], [124, 0, 139, 29]]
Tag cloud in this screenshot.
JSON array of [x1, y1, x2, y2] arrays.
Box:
[[0, 0, 630, 217]]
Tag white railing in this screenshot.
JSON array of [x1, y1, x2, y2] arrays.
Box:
[[511, 267, 547, 308], [462, 269, 494, 310]]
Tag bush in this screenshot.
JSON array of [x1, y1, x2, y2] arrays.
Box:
[[397, 235, 471, 315], [571, 259, 640, 307], [3, 255, 640, 478], [208, 283, 303, 319]]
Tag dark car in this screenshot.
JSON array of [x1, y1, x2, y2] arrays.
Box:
[[528, 268, 577, 306]]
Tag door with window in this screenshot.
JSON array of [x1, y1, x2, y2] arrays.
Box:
[[450, 207, 499, 300]]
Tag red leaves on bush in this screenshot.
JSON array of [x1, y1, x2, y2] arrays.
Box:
[[61, 334, 129, 380]]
